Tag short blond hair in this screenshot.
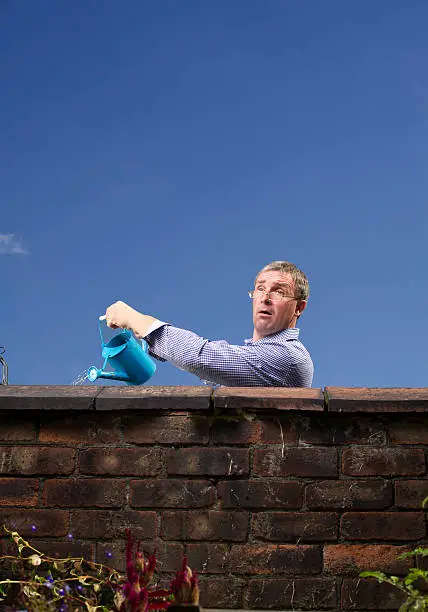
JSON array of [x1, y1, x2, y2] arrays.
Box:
[[255, 261, 310, 300]]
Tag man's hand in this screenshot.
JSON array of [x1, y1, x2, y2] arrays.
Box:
[[105, 301, 158, 338]]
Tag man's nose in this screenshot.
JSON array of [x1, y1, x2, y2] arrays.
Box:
[[261, 291, 272, 302]]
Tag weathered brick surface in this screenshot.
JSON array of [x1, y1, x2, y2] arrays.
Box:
[[0, 508, 69, 536], [39, 413, 121, 443], [341, 512, 426, 540], [71, 510, 158, 539], [306, 479, 392, 510], [131, 479, 215, 508], [161, 511, 248, 541], [299, 415, 387, 445], [124, 413, 210, 444], [252, 512, 338, 541], [246, 578, 337, 609], [167, 447, 249, 476], [0, 417, 36, 441], [258, 416, 298, 444], [342, 447, 425, 476], [230, 544, 322, 574], [253, 447, 337, 477], [211, 418, 262, 444], [34, 540, 94, 560], [0, 446, 75, 475], [341, 577, 406, 609], [395, 480, 428, 508], [186, 543, 229, 573], [389, 416, 428, 444], [218, 479, 303, 509], [2, 387, 428, 611], [324, 544, 411, 575], [0, 478, 38, 506], [198, 577, 246, 609], [79, 447, 163, 476], [44, 478, 126, 508]]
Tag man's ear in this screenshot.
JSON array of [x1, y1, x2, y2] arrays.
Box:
[[295, 300, 307, 318]]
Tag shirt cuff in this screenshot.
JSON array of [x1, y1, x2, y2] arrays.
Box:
[[145, 319, 167, 336]]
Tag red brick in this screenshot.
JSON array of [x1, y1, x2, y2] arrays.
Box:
[[395, 480, 428, 508], [247, 578, 337, 609], [0, 446, 75, 475], [71, 510, 158, 539], [39, 413, 121, 443], [306, 479, 392, 510], [299, 415, 387, 445], [33, 540, 95, 560], [44, 478, 126, 508], [131, 479, 215, 508], [390, 417, 428, 444], [78, 447, 163, 476], [259, 416, 298, 444], [253, 447, 337, 477], [124, 414, 209, 444], [230, 544, 321, 574], [341, 577, 406, 609], [198, 577, 245, 609], [186, 543, 229, 573], [342, 448, 425, 476], [0, 509, 68, 536], [341, 512, 425, 540], [95, 539, 184, 573], [0, 419, 36, 441], [211, 418, 262, 444], [324, 544, 411, 575], [252, 512, 338, 542], [0, 478, 38, 506], [167, 447, 249, 476], [218, 480, 303, 509], [161, 511, 248, 541]]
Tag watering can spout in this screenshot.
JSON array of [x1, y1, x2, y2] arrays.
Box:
[[87, 367, 133, 384]]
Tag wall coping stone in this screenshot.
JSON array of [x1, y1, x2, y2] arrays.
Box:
[[325, 386, 428, 412], [1, 385, 428, 412]]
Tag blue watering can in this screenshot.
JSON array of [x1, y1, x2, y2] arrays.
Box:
[[87, 316, 156, 385]]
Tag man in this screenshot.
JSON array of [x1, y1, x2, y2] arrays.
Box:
[[104, 261, 313, 387]]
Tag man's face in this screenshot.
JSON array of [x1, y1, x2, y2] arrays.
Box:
[[252, 270, 306, 340]]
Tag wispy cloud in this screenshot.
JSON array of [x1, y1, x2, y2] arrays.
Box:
[[0, 234, 28, 255]]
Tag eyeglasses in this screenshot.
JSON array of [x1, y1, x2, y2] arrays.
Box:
[[248, 289, 298, 302]]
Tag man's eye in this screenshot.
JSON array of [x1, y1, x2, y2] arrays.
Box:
[[274, 290, 286, 297], [255, 286, 264, 292]]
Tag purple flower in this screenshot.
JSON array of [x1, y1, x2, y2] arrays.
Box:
[[31, 524, 37, 532], [67, 533, 73, 540], [106, 550, 113, 559]]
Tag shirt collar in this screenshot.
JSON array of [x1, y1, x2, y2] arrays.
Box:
[[244, 327, 300, 345]]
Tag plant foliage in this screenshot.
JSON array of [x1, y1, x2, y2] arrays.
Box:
[[0, 526, 199, 612]]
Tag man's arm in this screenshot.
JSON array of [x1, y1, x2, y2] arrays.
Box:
[[104, 301, 313, 387], [145, 324, 312, 387]]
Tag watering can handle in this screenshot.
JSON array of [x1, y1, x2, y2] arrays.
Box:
[[97, 315, 148, 352]]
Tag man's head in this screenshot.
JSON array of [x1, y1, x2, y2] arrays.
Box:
[[251, 261, 309, 341]]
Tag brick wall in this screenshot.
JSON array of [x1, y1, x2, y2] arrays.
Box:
[[0, 385, 427, 610]]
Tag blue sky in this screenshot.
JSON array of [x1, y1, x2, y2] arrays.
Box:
[[1, 0, 427, 388]]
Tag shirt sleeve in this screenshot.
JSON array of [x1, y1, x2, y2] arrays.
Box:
[[145, 324, 297, 387]]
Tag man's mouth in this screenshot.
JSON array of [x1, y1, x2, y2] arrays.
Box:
[[258, 310, 272, 316]]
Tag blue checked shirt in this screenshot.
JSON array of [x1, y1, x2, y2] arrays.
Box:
[[145, 323, 313, 387]]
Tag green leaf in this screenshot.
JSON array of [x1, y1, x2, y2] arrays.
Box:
[[360, 571, 388, 582]]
